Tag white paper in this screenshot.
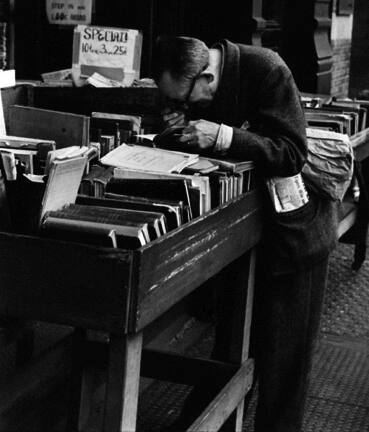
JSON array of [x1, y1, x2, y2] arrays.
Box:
[[101, 144, 198, 173], [0, 70, 16, 89], [266, 173, 309, 213], [86, 72, 125, 88], [135, 134, 157, 141], [75, 25, 139, 68], [46, 0, 92, 25]]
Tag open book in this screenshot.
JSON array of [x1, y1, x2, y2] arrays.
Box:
[[100, 143, 199, 173]]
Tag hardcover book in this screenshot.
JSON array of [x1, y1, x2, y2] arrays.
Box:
[[40, 156, 87, 222]]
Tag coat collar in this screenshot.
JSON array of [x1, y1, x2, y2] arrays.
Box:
[[210, 39, 240, 125]]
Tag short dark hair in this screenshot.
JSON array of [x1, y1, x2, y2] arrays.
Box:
[[152, 35, 209, 82]]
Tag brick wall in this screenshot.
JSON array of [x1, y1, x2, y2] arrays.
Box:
[[331, 38, 352, 97], [330, 0, 353, 98], [349, 0, 369, 97]]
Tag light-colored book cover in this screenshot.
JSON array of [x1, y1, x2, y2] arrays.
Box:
[[40, 156, 87, 222]]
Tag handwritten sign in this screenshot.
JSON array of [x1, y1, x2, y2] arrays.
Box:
[[72, 25, 142, 86], [46, 0, 92, 25]]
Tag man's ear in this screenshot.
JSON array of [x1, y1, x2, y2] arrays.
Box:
[[201, 72, 215, 83]]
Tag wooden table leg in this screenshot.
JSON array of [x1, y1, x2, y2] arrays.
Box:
[[66, 328, 86, 432], [188, 248, 257, 432], [234, 248, 256, 430], [103, 332, 143, 432]]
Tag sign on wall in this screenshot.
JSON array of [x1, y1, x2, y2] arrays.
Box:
[[46, 0, 93, 25], [72, 25, 143, 86]]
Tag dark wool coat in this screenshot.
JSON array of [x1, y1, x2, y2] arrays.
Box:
[[190, 39, 337, 273]]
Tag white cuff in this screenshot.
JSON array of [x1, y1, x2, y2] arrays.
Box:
[[214, 124, 233, 154]]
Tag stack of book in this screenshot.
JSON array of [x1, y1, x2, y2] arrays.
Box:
[[204, 157, 254, 208], [71, 141, 255, 249], [90, 112, 143, 157], [41, 202, 167, 249], [3, 125, 254, 250], [0, 142, 89, 234]]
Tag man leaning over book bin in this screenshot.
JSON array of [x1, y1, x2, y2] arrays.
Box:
[[153, 35, 338, 432]]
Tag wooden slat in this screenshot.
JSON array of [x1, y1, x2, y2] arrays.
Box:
[[0, 86, 30, 130], [8, 105, 90, 149], [338, 207, 358, 238], [133, 190, 263, 332], [351, 128, 369, 161], [141, 349, 237, 385], [66, 328, 86, 431], [210, 249, 257, 429], [0, 232, 133, 333], [188, 359, 254, 432]]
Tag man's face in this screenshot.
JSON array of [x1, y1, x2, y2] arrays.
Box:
[[158, 70, 214, 111]]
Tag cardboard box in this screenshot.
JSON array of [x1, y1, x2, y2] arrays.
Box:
[[72, 25, 142, 87]]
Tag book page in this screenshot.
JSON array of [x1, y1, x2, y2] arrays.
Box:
[[101, 144, 198, 173]]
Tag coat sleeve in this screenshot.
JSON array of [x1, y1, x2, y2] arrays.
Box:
[[227, 65, 308, 178]]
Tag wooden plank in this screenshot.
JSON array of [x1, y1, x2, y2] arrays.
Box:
[[187, 359, 254, 432], [0, 232, 133, 332], [103, 332, 143, 432], [227, 249, 257, 429], [66, 328, 86, 431], [242, 249, 256, 359], [1, 86, 30, 130], [338, 207, 358, 238], [81, 342, 237, 387], [141, 349, 237, 385], [134, 190, 263, 331], [8, 105, 90, 148], [206, 249, 256, 430]]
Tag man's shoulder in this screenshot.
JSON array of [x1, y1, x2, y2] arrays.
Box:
[[236, 43, 289, 73]]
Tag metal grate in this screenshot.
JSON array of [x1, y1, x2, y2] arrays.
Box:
[[321, 241, 369, 338]]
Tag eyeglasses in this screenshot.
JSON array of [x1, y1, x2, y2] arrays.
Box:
[[165, 64, 208, 111], [183, 73, 200, 104]]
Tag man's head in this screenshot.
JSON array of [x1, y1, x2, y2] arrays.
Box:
[[153, 35, 218, 110]]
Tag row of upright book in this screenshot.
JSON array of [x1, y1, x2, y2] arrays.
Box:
[[70, 142, 254, 248], [40, 148, 254, 249], [301, 94, 369, 136], [0, 104, 255, 250]]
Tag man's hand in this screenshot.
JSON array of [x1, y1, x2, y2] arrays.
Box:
[[162, 108, 187, 128], [178, 120, 220, 150]]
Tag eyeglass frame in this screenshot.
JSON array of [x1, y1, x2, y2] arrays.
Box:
[[164, 63, 209, 111]]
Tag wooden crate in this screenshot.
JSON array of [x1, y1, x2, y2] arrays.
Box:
[[0, 190, 262, 335]]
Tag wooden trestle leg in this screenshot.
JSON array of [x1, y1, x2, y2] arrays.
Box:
[[188, 248, 257, 432], [103, 332, 143, 432]]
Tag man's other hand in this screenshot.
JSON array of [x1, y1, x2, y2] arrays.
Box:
[[179, 120, 220, 150], [162, 108, 187, 128]]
